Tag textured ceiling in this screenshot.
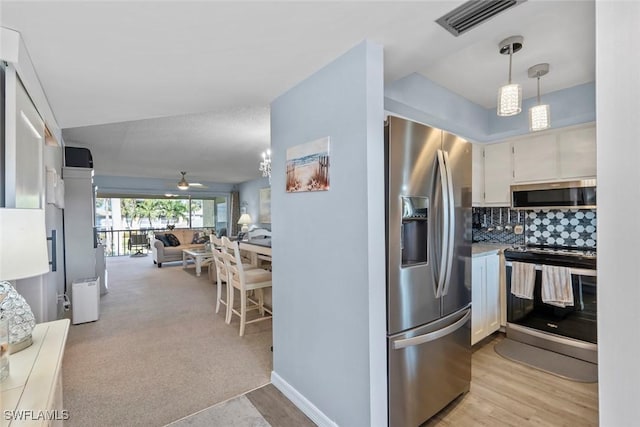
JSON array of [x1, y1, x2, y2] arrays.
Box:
[[1, 1, 595, 183]]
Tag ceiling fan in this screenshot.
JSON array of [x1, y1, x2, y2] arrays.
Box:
[[175, 171, 208, 190]]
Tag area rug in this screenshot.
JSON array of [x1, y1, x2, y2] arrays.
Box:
[[495, 338, 598, 383]]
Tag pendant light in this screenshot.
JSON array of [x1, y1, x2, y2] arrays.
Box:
[[528, 63, 551, 132], [177, 171, 189, 190], [497, 35, 523, 117]]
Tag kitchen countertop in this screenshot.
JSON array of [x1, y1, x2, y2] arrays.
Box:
[[472, 243, 514, 257]]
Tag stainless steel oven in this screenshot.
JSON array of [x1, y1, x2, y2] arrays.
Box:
[[504, 246, 597, 363]]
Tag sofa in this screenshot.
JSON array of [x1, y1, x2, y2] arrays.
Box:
[[152, 229, 210, 267]]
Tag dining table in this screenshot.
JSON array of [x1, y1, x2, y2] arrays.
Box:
[[239, 238, 272, 267]]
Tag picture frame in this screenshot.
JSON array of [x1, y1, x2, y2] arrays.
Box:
[[285, 137, 330, 193]]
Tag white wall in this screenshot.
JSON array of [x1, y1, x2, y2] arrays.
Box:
[[596, 2, 640, 425], [270, 40, 385, 427]]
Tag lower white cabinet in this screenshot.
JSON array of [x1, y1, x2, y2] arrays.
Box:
[[471, 252, 500, 345]]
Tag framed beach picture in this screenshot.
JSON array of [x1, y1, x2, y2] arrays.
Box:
[[259, 187, 271, 223], [285, 137, 330, 193]]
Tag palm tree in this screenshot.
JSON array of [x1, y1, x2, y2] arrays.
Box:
[[165, 200, 188, 225], [120, 199, 137, 228], [136, 199, 159, 228]]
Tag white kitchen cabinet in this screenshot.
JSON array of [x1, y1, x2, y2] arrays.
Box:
[[472, 143, 484, 206], [482, 142, 512, 206], [512, 134, 558, 183], [558, 125, 597, 179], [471, 252, 501, 345]]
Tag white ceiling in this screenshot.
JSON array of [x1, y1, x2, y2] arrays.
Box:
[[1, 0, 595, 183]]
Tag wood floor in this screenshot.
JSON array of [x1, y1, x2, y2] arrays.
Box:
[[424, 333, 599, 426], [246, 384, 315, 427], [237, 333, 597, 427]]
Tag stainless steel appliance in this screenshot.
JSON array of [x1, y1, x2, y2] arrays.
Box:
[[511, 180, 597, 209], [386, 116, 472, 427], [504, 245, 597, 363]]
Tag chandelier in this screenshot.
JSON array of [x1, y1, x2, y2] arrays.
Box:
[[259, 149, 271, 183]]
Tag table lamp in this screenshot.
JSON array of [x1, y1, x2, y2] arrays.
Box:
[[237, 214, 252, 235], [0, 208, 49, 354]]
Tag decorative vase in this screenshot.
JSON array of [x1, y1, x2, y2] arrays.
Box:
[[0, 316, 8, 382], [0, 281, 36, 354]]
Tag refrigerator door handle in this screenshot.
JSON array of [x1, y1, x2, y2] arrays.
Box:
[[392, 308, 471, 350], [435, 149, 449, 298], [441, 150, 456, 297]]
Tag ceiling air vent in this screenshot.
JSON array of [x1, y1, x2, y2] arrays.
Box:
[[436, 0, 527, 37]]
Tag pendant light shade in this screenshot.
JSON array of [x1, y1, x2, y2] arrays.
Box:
[[529, 104, 551, 132], [528, 63, 551, 132], [497, 36, 523, 117], [497, 83, 522, 116], [177, 171, 189, 190]]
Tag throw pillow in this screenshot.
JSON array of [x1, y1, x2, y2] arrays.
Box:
[[196, 235, 210, 244], [165, 233, 181, 247], [191, 232, 201, 244], [155, 234, 171, 247]]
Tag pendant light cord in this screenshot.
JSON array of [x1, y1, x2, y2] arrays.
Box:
[[508, 44, 513, 84], [537, 76, 541, 104]]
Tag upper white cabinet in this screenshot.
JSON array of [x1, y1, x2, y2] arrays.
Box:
[[472, 123, 596, 206], [512, 134, 558, 183], [472, 143, 484, 206], [482, 142, 512, 206], [511, 123, 596, 184], [558, 126, 597, 179]]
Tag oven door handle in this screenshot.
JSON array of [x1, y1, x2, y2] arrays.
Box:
[[505, 261, 597, 277]]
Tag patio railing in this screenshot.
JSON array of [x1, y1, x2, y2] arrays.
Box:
[[96, 227, 214, 257]]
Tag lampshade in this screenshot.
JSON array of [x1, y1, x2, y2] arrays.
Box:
[[0, 208, 49, 281], [237, 213, 252, 234], [0, 208, 47, 356], [237, 214, 252, 225]]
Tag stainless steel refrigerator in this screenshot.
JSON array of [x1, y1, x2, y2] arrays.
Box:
[[386, 116, 472, 426]]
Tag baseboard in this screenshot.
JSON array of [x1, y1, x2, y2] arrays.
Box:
[[271, 371, 338, 427]]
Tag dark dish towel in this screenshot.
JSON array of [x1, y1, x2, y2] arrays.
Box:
[[511, 262, 536, 299], [541, 265, 574, 307]]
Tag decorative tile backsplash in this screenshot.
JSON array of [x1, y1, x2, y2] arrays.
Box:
[[472, 207, 597, 248], [525, 209, 596, 247]]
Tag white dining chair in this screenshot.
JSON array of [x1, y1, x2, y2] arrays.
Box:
[[220, 238, 272, 336]]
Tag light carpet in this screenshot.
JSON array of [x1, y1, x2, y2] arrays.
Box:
[[62, 256, 272, 427]]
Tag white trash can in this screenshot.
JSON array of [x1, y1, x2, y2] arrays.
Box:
[[72, 277, 100, 324]]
